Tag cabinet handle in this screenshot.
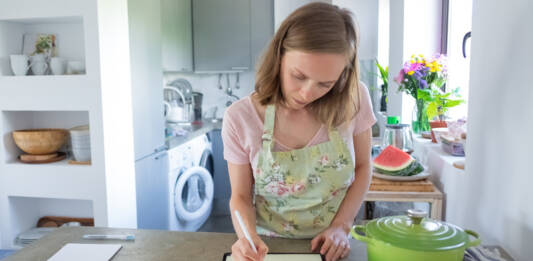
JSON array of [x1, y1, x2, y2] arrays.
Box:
[[231, 67, 248, 71]]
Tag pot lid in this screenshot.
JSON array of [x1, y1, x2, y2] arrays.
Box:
[[365, 209, 470, 251]]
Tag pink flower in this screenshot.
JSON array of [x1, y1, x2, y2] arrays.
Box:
[[290, 183, 306, 194], [320, 155, 329, 166], [264, 181, 289, 197], [394, 71, 404, 84]]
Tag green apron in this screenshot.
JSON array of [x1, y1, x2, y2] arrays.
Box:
[[255, 105, 355, 238]]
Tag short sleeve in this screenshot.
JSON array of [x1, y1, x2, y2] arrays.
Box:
[[221, 109, 250, 165], [352, 83, 377, 136]]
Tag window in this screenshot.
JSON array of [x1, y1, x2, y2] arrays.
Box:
[[445, 0, 473, 119]]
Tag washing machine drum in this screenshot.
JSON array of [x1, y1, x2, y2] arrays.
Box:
[[174, 166, 214, 222]]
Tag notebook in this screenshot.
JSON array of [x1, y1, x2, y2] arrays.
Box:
[[47, 243, 122, 261], [223, 253, 324, 261]]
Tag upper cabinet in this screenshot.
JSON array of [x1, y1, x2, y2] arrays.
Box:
[[162, 0, 273, 73], [162, 0, 193, 72], [193, 0, 251, 72]]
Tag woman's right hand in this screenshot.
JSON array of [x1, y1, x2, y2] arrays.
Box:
[[231, 235, 269, 261]]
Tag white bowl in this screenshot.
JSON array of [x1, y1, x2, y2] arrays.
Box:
[[70, 125, 89, 136], [72, 148, 91, 162]]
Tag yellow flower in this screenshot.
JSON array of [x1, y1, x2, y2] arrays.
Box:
[[408, 71, 414, 75], [285, 176, 294, 184]]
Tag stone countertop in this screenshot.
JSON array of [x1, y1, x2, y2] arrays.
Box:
[[5, 227, 368, 261], [166, 119, 223, 150]]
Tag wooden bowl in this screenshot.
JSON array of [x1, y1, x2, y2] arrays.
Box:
[[12, 128, 68, 155]]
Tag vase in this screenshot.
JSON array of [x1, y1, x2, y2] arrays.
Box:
[[412, 99, 430, 134], [380, 84, 387, 112]]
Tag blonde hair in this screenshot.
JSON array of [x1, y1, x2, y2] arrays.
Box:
[[255, 2, 361, 128]]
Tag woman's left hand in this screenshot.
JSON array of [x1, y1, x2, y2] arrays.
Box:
[[310, 224, 351, 261]]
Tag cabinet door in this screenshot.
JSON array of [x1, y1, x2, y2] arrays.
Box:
[[161, 0, 193, 72], [135, 151, 169, 230], [128, 0, 166, 160], [192, 0, 251, 72]]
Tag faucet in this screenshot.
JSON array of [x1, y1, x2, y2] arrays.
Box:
[[222, 73, 240, 107]]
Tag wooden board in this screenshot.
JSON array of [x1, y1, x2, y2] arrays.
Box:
[[369, 176, 434, 192]]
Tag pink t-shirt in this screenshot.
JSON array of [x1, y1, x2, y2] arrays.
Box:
[[222, 83, 377, 172]]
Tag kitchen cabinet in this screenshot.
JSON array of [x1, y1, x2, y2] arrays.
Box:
[[129, 0, 167, 160], [135, 151, 169, 230], [192, 0, 251, 72], [162, 0, 273, 72], [208, 130, 231, 216], [161, 0, 193, 72]]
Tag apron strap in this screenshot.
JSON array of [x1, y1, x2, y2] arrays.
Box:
[[328, 128, 345, 148], [261, 104, 276, 152]]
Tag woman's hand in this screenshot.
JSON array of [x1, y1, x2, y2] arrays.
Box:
[[231, 235, 269, 261], [310, 225, 351, 261]]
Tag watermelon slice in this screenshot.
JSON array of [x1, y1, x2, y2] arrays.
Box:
[[375, 161, 424, 176], [373, 145, 414, 172]]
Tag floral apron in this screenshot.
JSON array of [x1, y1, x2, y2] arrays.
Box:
[[254, 105, 355, 238]]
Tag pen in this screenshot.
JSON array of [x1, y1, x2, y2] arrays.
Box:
[[82, 234, 135, 241], [234, 210, 257, 254]]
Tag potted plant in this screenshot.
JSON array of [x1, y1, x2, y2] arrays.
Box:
[[376, 60, 388, 112], [422, 87, 464, 142], [394, 54, 448, 134], [33, 34, 55, 56]]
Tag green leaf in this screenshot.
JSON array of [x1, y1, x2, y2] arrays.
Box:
[[427, 102, 438, 119], [445, 100, 463, 107]]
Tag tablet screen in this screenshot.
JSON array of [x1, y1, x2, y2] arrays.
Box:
[[223, 253, 324, 261]]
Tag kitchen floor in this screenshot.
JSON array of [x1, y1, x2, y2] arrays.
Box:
[[198, 214, 234, 233]]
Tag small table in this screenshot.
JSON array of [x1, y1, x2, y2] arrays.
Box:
[[364, 177, 444, 220]]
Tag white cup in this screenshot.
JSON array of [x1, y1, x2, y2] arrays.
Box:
[[30, 53, 48, 75], [50, 57, 66, 75], [9, 54, 30, 76], [67, 61, 85, 74]]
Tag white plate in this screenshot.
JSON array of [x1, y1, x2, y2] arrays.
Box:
[[373, 170, 431, 181]]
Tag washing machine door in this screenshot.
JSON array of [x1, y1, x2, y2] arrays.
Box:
[[174, 166, 214, 222]]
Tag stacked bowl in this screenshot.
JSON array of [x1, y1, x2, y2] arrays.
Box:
[[69, 125, 91, 162]]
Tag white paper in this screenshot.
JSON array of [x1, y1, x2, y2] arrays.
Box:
[[225, 253, 322, 261], [47, 243, 122, 261]]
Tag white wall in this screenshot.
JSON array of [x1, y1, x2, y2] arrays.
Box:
[[446, 0, 533, 259], [387, 0, 442, 123], [333, 0, 378, 61], [274, 0, 331, 30]]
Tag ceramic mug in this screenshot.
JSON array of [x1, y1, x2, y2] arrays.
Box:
[[67, 61, 85, 74], [50, 57, 66, 75], [9, 54, 30, 76], [30, 53, 48, 75]]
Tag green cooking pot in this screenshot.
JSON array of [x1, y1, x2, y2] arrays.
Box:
[[351, 209, 481, 261]]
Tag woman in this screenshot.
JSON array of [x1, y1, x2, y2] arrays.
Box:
[[222, 3, 376, 261]]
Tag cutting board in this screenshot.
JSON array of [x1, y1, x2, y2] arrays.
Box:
[[369, 176, 434, 192]]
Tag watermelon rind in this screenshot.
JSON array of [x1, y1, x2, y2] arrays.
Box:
[[374, 161, 424, 176], [373, 146, 414, 171]]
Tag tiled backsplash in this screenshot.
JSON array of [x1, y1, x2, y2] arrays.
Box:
[[163, 72, 255, 119]]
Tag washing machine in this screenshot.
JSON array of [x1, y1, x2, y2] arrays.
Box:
[[167, 134, 214, 231]]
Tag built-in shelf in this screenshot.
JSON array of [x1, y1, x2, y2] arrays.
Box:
[[2, 165, 98, 199], [0, 16, 86, 77], [1, 110, 91, 164], [6, 196, 93, 249]]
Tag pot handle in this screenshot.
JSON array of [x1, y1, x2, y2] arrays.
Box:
[[465, 230, 481, 248], [350, 225, 372, 244]]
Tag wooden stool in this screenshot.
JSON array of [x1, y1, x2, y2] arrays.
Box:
[[364, 176, 444, 220]]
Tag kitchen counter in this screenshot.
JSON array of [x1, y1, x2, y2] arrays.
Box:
[[4, 227, 368, 261], [166, 119, 223, 150]]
